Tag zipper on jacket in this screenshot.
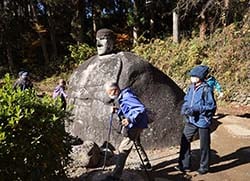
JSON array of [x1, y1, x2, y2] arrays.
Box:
[[189, 87, 196, 122]]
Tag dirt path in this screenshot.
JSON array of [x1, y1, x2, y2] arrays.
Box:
[[79, 105, 250, 181]]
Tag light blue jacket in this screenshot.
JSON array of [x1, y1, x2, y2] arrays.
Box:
[[181, 82, 216, 128], [117, 88, 148, 129]]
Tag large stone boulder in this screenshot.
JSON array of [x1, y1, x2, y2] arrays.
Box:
[[67, 52, 185, 149]]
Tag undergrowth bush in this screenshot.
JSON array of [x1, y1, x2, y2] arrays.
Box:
[[133, 23, 250, 103], [0, 74, 73, 180], [68, 43, 96, 64]]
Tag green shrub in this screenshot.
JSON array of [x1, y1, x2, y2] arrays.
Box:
[[133, 23, 250, 103], [0, 74, 72, 180], [68, 43, 96, 64]]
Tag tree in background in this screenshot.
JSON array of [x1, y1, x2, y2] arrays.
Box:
[[175, 0, 249, 40], [0, 0, 248, 76]]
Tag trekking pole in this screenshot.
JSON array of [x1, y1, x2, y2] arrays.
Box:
[[103, 112, 114, 170], [133, 141, 152, 181]]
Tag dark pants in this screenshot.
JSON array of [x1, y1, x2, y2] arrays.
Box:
[[178, 122, 211, 171]]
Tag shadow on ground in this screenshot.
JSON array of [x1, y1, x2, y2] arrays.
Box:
[[210, 146, 250, 173], [238, 113, 250, 119], [189, 146, 250, 173], [68, 114, 250, 181]]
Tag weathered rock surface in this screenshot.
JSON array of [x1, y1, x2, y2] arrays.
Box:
[[67, 52, 185, 149], [70, 141, 101, 168]]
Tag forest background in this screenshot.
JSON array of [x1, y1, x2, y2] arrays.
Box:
[[0, 0, 249, 103]]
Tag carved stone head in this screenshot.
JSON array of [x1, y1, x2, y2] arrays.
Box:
[[96, 28, 115, 56]]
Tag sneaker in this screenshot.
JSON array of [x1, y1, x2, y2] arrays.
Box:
[[137, 163, 152, 171], [101, 175, 120, 181], [174, 166, 191, 172], [197, 168, 208, 175]]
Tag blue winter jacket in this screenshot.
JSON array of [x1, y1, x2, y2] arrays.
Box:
[[181, 82, 216, 128], [117, 88, 148, 129]]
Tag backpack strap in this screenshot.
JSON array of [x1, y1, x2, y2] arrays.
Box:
[[202, 84, 216, 116], [202, 85, 209, 102]]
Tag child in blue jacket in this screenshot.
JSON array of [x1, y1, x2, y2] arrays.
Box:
[[175, 65, 216, 175]]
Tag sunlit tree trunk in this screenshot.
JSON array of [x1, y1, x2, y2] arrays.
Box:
[[223, 0, 230, 26], [199, 0, 213, 39], [199, 14, 207, 41], [133, 0, 140, 45], [173, 10, 179, 43]]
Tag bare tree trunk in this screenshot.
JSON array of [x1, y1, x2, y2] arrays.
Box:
[[223, 0, 230, 26], [78, 0, 86, 43], [199, 15, 207, 41], [133, 26, 139, 45], [92, 1, 97, 41], [72, 0, 86, 43], [6, 43, 14, 74], [47, 7, 57, 59], [146, 1, 155, 38], [30, 0, 49, 65], [39, 33, 49, 64], [173, 10, 179, 43], [48, 17, 57, 59], [199, 0, 213, 39], [0, 0, 3, 8], [133, 0, 140, 45]]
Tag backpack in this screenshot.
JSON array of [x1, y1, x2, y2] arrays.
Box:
[[202, 85, 217, 117]]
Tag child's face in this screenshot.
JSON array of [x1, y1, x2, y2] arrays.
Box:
[[59, 80, 66, 87], [190, 76, 200, 84]]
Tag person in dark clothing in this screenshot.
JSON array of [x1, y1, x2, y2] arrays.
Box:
[[175, 65, 217, 175], [13, 71, 33, 91]]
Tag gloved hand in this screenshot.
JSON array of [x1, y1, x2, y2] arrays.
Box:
[[181, 105, 193, 116], [191, 105, 200, 113], [218, 92, 224, 99], [184, 107, 194, 116], [121, 118, 130, 127], [110, 106, 118, 114], [181, 106, 200, 116]]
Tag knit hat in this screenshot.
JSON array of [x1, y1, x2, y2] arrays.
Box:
[[21, 71, 29, 79], [189, 65, 209, 80], [18, 71, 24, 77]]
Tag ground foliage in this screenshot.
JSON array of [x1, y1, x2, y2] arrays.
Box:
[[133, 22, 249, 103], [0, 74, 73, 180]]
